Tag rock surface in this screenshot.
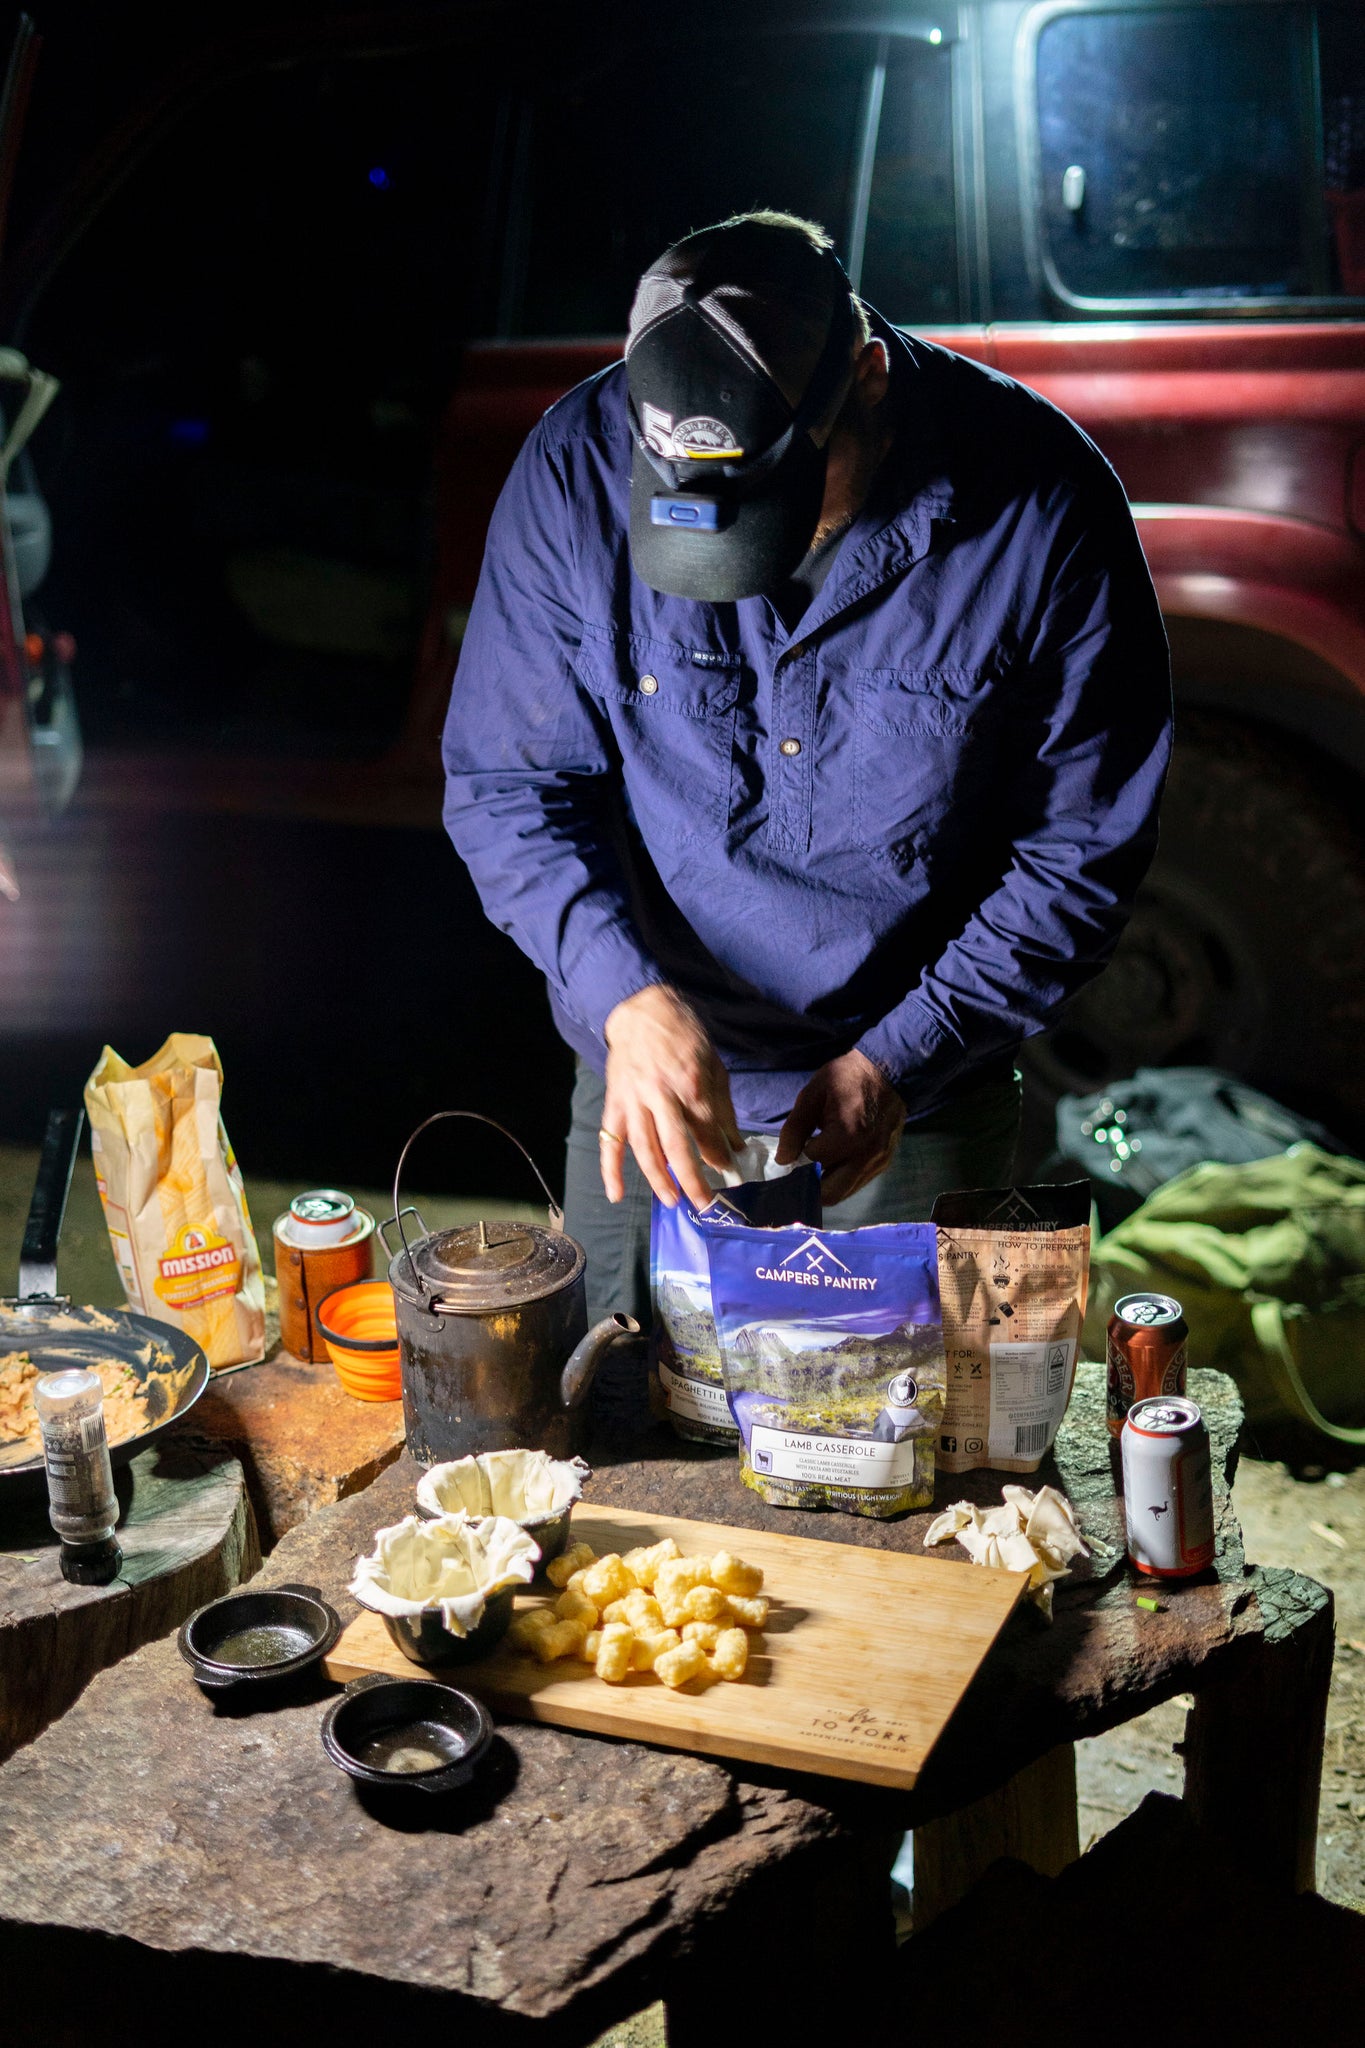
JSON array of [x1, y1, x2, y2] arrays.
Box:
[[0, 1366, 1325, 2032], [175, 1349, 404, 1549], [0, 1458, 841, 2031]]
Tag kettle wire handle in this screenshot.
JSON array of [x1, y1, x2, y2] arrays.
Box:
[[390, 1111, 565, 1297], [378, 1206, 431, 1262]]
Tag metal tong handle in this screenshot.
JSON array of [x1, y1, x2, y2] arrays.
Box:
[[18, 1105, 83, 1301], [389, 1111, 564, 1297]]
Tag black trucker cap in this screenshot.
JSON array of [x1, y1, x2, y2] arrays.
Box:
[[625, 219, 860, 601]]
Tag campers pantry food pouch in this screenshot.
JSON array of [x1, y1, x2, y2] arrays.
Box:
[[650, 1138, 820, 1445], [705, 1220, 945, 1516], [84, 1033, 266, 1370], [930, 1183, 1091, 1476]]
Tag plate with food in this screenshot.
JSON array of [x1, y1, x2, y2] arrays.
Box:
[[0, 1110, 210, 1501], [0, 1305, 209, 1500]]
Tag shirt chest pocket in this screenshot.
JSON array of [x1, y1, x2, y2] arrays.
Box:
[[851, 666, 997, 863], [575, 633, 742, 842]]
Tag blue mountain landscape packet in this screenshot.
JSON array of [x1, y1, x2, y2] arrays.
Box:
[[704, 1220, 946, 1516], [650, 1149, 821, 1445]]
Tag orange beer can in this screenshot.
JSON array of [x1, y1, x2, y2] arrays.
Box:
[[1106, 1292, 1187, 1438]]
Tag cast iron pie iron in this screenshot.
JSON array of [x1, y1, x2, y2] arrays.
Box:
[[321, 1673, 494, 1795], [178, 1583, 342, 1691]]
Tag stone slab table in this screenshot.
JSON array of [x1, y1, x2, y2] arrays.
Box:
[[176, 1346, 404, 1551], [0, 1367, 1332, 2047]]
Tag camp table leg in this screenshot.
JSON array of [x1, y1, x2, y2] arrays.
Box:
[[1183, 1566, 1334, 1893], [911, 1741, 1081, 1932]]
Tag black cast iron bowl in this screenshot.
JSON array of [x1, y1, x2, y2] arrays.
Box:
[[361, 1582, 518, 1667], [413, 1455, 592, 1569], [322, 1673, 493, 1794], [518, 1499, 574, 1565], [178, 1582, 342, 1691], [0, 1301, 210, 1504]]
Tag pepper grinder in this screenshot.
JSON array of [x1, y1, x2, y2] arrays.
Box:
[[34, 1369, 122, 1584]]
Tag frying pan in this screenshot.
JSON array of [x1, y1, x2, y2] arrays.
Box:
[[0, 1108, 210, 1503]]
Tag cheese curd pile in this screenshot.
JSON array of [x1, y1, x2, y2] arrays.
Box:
[[507, 1536, 769, 1689]]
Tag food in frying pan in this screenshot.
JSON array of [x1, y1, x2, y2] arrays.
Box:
[[0, 1350, 151, 1455]]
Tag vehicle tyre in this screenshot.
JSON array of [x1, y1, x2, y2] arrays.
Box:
[[1024, 713, 1365, 1143]]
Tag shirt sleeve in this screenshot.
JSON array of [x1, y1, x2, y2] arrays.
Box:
[[855, 465, 1172, 1106], [441, 418, 662, 1041]]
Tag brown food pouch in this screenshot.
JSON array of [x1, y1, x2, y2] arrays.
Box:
[[931, 1183, 1091, 1475], [84, 1033, 266, 1370]]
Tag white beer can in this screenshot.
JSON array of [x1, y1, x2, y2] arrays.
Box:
[[1121, 1395, 1215, 1579]]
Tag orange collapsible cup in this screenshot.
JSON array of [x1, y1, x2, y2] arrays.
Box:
[[315, 1280, 402, 1402]]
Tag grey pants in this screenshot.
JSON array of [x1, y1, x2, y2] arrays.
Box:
[[564, 1058, 1023, 1326]]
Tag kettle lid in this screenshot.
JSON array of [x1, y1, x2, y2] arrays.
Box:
[[394, 1219, 584, 1310]]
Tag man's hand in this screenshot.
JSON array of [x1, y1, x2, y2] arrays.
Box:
[[601, 985, 741, 1208], [775, 1050, 905, 1207]]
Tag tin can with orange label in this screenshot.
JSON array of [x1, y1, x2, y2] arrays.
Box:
[[273, 1193, 375, 1362]]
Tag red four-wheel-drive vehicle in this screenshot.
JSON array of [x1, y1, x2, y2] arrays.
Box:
[[1, 0, 1364, 1131]]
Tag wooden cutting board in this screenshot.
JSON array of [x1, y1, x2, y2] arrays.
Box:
[[324, 1504, 1027, 1790]]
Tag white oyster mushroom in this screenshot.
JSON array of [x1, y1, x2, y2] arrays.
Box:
[[415, 1448, 590, 1523], [924, 1502, 974, 1548], [1017, 1484, 1088, 1565], [349, 1512, 539, 1636], [921, 1483, 1089, 1621], [994, 1527, 1046, 1575]]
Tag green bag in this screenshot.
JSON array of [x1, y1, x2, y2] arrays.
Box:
[[1083, 1143, 1365, 1443]]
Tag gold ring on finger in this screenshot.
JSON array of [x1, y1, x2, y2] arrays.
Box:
[[598, 1127, 625, 1145]]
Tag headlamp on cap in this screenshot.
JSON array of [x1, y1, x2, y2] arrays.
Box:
[[650, 493, 726, 533]]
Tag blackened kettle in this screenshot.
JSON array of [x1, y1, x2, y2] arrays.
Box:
[[383, 1113, 637, 1464]]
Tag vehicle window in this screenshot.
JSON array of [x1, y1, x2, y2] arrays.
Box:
[[859, 40, 959, 324], [505, 32, 874, 337], [24, 49, 498, 752], [1321, 9, 1365, 292], [1035, 4, 1312, 303]]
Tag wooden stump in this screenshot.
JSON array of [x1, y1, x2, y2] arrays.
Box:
[[0, 1442, 258, 1760], [912, 1742, 1081, 1931], [1183, 1565, 1335, 1893]]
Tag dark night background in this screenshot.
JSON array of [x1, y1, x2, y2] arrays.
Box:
[[0, 0, 581, 1201]]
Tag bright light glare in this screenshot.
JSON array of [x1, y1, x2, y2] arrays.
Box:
[[929, 26, 942, 42]]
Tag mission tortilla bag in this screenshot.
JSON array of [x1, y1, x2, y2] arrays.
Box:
[[84, 1033, 266, 1371], [651, 1137, 820, 1444], [705, 1219, 945, 1516], [930, 1182, 1091, 1476]]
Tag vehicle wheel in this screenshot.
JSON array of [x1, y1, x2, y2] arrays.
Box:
[[1023, 713, 1365, 1142]]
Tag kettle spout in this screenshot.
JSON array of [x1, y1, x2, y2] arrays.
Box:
[[561, 1313, 641, 1410]]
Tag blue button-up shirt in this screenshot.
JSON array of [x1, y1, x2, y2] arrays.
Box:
[[442, 326, 1171, 1128]]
